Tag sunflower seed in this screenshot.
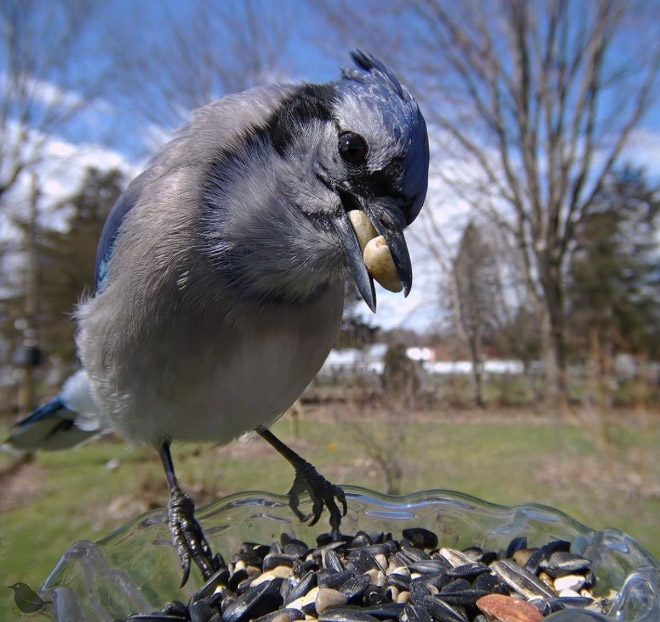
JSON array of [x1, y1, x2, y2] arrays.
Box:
[[122, 528, 612, 622], [402, 529, 438, 550], [491, 560, 556, 600]]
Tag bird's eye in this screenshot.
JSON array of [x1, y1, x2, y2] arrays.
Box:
[[338, 132, 368, 164]]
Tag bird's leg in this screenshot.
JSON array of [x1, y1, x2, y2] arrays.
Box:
[[256, 426, 347, 539], [159, 441, 218, 586]]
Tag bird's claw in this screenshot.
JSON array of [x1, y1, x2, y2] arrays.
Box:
[[287, 461, 347, 539], [168, 487, 218, 587]]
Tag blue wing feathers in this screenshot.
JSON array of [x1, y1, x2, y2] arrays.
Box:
[[6, 396, 97, 451], [95, 182, 142, 293], [14, 396, 68, 426]]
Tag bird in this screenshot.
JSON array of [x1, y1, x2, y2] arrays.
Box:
[[5, 51, 430, 586], [8, 582, 52, 614]]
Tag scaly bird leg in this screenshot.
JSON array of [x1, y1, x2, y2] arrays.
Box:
[[256, 426, 347, 539], [159, 442, 218, 586]]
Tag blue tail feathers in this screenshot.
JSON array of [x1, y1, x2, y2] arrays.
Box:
[[4, 371, 104, 451]]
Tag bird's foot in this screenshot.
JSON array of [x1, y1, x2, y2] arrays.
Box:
[[168, 486, 218, 587], [287, 460, 347, 540]]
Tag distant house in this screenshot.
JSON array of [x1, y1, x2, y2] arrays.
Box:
[[423, 359, 524, 375], [320, 343, 387, 375], [320, 344, 525, 377]]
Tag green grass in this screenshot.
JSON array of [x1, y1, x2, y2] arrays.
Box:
[[2, 411, 660, 620]]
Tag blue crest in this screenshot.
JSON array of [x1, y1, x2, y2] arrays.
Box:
[[337, 50, 429, 224]]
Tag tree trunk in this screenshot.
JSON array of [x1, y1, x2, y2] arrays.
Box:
[[541, 267, 568, 413], [468, 334, 485, 408], [18, 174, 41, 414]]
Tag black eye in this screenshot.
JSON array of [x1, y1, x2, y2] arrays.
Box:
[[338, 132, 368, 164]]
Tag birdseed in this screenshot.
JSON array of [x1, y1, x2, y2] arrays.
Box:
[[120, 530, 617, 622]]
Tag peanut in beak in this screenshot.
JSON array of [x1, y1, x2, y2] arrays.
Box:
[[347, 210, 403, 293]]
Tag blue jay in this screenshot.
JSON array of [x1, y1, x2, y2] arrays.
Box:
[[6, 52, 429, 585]]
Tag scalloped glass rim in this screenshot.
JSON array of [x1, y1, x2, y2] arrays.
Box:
[[40, 486, 660, 622]]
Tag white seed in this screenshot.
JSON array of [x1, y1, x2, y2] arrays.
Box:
[[387, 560, 407, 574], [315, 588, 348, 614], [397, 590, 412, 604], [365, 568, 379, 585], [287, 586, 319, 612], [363, 235, 402, 293], [388, 565, 410, 578], [250, 565, 293, 586], [364, 568, 386, 586], [554, 575, 586, 593], [559, 588, 582, 598], [348, 210, 378, 251]]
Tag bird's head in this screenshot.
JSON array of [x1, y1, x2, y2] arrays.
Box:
[[203, 52, 429, 310]]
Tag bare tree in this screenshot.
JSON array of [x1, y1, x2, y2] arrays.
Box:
[[314, 0, 660, 408], [0, 0, 105, 202], [114, 0, 295, 132], [489, 230, 543, 394], [0, 0, 114, 411], [450, 222, 500, 407]]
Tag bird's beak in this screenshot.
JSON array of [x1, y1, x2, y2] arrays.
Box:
[[333, 203, 377, 312], [363, 196, 413, 296], [333, 190, 412, 313]]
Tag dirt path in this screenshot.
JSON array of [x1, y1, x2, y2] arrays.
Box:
[[0, 457, 47, 513]]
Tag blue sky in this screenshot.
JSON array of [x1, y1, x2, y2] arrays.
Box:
[[50, 0, 345, 159], [4, 0, 660, 332], [0, 1, 345, 162], [11, 0, 660, 164], [26, 0, 656, 168]]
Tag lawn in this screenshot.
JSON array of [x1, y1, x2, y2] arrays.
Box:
[[2, 407, 659, 620]]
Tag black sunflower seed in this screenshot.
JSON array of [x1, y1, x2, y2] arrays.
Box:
[[445, 563, 489, 579], [340, 574, 371, 602], [318, 569, 354, 590], [120, 529, 609, 622], [325, 549, 346, 573], [401, 603, 432, 622], [221, 582, 273, 622], [284, 570, 317, 605], [402, 529, 438, 550], [540, 551, 591, 578], [421, 596, 468, 622], [319, 608, 381, 622]]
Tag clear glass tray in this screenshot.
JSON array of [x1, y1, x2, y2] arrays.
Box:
[[39, 487, 660, 621]]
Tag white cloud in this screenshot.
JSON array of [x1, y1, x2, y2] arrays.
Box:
[[366, 124, 660, 334], [624, 128, 660, 176], [23, 75, 85, 111], [1, 122, 138, 235], [38, 138, 135, 207], [0, 72, 114, 116]]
